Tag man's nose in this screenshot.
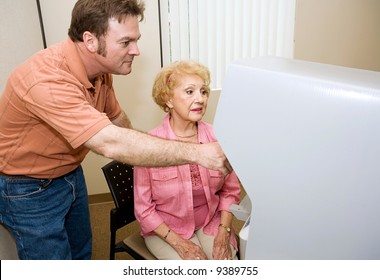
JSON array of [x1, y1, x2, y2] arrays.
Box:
[[130, 42, 140, 56]]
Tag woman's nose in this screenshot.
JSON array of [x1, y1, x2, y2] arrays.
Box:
[[195, 91, 206, 102]]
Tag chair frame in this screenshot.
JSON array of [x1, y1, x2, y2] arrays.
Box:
[[102, 160, 155, 260], [102, 160, 240, 260]]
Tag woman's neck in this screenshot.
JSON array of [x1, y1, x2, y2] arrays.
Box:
[[170, 117, 198, 139]]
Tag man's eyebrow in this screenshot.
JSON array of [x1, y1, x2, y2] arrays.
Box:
[[118, 34, 141, 42]]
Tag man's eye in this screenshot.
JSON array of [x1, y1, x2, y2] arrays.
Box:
[[122, 41, 130, 46]]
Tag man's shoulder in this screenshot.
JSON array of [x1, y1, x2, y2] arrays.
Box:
[[15, 41, 65, 75]]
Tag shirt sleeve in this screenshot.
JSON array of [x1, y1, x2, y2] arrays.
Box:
[[133, 166, 165, 235], [217, 170, 241, 212]]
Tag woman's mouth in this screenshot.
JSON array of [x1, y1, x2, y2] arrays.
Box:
[[191, 108, 203, 113]]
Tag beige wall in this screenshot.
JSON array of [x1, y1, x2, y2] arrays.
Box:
[[2, 0, 379, 195], [294, 0, 380, 71], [0, 0, 44, 92]]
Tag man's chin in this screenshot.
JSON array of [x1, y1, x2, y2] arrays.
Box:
[[115, 68, 132, 75]]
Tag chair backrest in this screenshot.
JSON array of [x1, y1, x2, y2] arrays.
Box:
[[101, 161, 135, 225]]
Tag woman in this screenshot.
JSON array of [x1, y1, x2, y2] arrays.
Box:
[[134, 61, 241, 260]]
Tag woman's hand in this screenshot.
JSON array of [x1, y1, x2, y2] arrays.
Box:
[[157, 224, 207, 260], [173, 239, 208, 260], [212, 229, 232, 260]]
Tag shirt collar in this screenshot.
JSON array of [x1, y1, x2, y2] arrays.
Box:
[[62, 38, 93, 89]]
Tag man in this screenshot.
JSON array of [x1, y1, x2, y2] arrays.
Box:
[[0, 0, 230, 260]]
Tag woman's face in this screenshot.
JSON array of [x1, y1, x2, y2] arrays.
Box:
[[166, 74, 209, 124]]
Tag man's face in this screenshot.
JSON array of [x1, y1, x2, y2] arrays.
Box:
[[96, 16, 141, 75]]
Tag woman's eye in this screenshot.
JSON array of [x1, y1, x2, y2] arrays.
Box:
[[201, 89, 209, 96]]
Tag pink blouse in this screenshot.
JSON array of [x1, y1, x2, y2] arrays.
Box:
[[133, 114, 241, 250], [190, 164, 208, 230]]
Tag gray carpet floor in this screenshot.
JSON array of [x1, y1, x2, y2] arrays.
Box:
[[89, 201, 136, 260]]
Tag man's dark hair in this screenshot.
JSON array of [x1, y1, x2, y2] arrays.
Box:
[[68, 0, 145, 42]]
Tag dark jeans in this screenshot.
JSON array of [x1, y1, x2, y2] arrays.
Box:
[[0, 166, 92, 259]]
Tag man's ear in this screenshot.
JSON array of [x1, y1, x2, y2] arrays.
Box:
[[82, 31, 98, 53]]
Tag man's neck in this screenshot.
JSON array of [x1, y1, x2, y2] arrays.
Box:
[[74, 41, 102, 81]]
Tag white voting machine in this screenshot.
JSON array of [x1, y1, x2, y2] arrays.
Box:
[[215, 57, 380, 259]]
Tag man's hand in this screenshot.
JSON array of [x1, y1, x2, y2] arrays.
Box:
[[196, 142, 232, 176]]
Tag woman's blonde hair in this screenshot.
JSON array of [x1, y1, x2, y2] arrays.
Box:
[[152, 60, 211, 112]]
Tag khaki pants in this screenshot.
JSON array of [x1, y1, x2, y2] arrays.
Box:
[[145, 227, 238, 260]]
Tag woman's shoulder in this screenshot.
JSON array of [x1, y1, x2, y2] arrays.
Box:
[[148, 120, 170, 138], [198, 121, 218, 142], [198, 120, 213, 130], [148, 126, 164, 137]]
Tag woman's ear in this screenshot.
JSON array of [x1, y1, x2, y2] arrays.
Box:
[[166, 99, 173, 109], [82, 31, 98, 53]]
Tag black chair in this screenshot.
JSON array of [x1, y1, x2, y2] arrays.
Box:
[[101, 160, 156, 260]]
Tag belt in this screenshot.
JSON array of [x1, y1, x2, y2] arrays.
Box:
[[0, 168, 78, 179], [0, 171, 28, 178]]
